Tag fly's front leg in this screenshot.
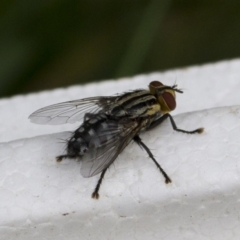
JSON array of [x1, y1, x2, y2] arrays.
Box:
[[133, 135, 171, 184], [147, 113, 204, 134]]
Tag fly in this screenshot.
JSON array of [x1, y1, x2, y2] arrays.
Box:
[[29, 81, 204, 199]]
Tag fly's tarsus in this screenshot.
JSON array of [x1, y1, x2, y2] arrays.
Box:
[[147, 113, 204, 135], [167, 114, 204, 134], [56, 154, 75, 162], [92, 168, 107, 200], [56, 156, 64, 162], [196, 127, 204, 134], [91, 192, 99, 199]]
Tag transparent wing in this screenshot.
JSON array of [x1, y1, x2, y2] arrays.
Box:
[[29, 96, 116, 125], [80, 119, 142, 178]]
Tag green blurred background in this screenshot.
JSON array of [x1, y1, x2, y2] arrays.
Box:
[[0, 0, 240, 98]]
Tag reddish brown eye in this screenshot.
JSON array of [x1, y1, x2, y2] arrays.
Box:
[[150, 81, 163, 87], [162, 92, 176, 110]]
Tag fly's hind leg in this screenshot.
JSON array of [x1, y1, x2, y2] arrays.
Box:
[[133, 135, 171, 184], [56, 154, 78, 162], [147, 113, 204, 134], [92, 168, 108, 199], [56, 155, 65, 162]]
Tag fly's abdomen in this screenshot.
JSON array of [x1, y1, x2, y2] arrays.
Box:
[[66, 114, 119, 158]]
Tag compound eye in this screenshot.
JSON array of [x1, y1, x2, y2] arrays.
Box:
[[162, 92, 176, 111], [149, 81, 164, 94], [149, 81, 163, 88]]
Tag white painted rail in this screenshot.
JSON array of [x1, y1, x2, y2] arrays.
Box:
[[1, 59, 240, 239]]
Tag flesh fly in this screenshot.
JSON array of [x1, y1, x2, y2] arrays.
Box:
[[29, 81, 204, 199]]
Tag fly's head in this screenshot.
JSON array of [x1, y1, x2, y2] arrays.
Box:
[[149, 81, 183, 114]]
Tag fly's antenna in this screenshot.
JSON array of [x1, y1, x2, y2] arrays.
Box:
[[159, 85, 183, 94], [172, 84, 183, 94], [171, 78, 183, 93]]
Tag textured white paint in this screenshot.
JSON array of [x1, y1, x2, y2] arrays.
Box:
[[1, 59, 240, 239]]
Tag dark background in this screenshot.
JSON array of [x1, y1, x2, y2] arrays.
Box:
[[0, 0, 239, 98]]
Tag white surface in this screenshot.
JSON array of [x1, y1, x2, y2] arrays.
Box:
[[1, 59, 240, 239]]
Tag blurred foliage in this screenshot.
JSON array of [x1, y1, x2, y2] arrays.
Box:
[[0, 0, 240, 97]]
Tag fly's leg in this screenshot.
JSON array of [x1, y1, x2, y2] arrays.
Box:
[[92, 168, 108, 199], [56, 155, 65, 162], [133, 135, 171, 184], [56, 155, 78, 162], [147, 113, 204, 134]]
